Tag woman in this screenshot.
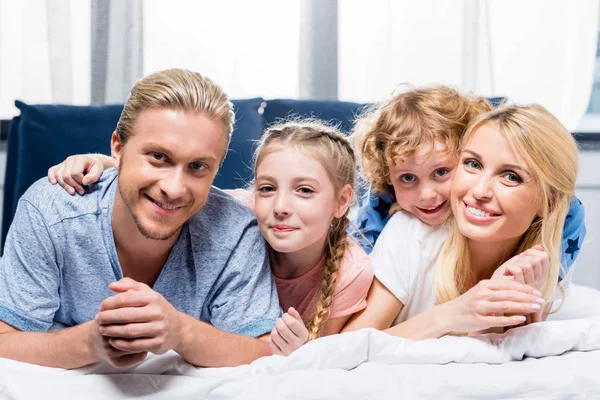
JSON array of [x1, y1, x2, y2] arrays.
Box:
[[344, 104, 578, 338]]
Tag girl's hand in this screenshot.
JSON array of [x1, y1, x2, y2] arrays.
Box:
[[268, 307, 308, 356], [447, 279, 545, 334], [48, 154, 109, 195]]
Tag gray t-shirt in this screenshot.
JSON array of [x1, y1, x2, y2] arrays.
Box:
[[0, 169, 280, 337]]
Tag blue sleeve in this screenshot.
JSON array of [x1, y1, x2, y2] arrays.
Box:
[[209, 223, 281, 337], [560, 197, 585, 279], [0, 200, 60, 332], [349, 189, 394, 254]]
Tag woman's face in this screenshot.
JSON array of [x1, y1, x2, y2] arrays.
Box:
[[451, 122, 542, 243]]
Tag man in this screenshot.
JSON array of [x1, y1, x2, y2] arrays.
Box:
[[0, 69, 280, 369]]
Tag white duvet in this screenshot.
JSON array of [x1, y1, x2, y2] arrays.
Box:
[[1, 285, 600, 400]]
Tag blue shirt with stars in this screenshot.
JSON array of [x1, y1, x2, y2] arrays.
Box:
[[350, 189, 585, 279]]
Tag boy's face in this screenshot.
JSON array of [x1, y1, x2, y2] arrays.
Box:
[[112, 107, 228, 240], [388, 140, 457, 226]]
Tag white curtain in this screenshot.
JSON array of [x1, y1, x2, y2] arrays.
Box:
[[339, 0, 599, 131], [0, 0, 91, 119], [143, 0, 301, 99], [91, 0, 143, 104]]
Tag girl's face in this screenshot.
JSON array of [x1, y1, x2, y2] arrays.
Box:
[[451, 122, 541, 243], [254, 147, 350, 254], [388, 140, 457, 226]]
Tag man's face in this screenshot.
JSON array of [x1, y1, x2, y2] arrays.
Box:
[[112, 107, 228, 240]]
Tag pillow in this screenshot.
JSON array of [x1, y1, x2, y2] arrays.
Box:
[[262, 99, 367, 135]]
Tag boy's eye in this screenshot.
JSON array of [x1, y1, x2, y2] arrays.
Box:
[[433, 168, 449, 178], [190, 162, 206, 171], [464, 159, 481, 170], [400, 174, 417, 183]]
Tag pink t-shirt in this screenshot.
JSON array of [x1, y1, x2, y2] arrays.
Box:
[[225, 188, 374, 323], [273, 242, 374, 324]]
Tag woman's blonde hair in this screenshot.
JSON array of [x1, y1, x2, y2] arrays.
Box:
[[116, 68, 234, 154], [353, 85, 492, 204], [435, 104, 578, 303], [254, 119, 356, 340]]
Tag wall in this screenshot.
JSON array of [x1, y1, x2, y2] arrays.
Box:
[[573, 150, 600, 288]]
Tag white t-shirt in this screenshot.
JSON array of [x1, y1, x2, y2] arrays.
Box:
[[371, 211, 570, 326], [370, 211, 448, 327]]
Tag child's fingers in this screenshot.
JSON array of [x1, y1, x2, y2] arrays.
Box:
[[282, 312, 308, 342], [288, 307, 303, 322], [275, 317, 294, 344], [268, 331, 283, 356], [270, 328, 289, 354], [60, 170, 85, 196], [83, 162, 105, 185], [47, 165, 60, 184], [52, 165, 76, 196]]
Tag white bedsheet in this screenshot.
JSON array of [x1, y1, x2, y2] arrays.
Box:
[[1, 284, 600, 399]]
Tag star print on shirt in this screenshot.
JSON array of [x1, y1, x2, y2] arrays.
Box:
[[359, 218, 368, 231], [373, 198, 392, 221], [565, 237, 580, 260]]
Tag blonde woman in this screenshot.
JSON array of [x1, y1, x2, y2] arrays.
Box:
[[344, 104, 578, 338]]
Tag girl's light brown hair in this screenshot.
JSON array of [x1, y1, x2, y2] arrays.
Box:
[[353, 85, 492, 202], [254, 119, 356, 340]]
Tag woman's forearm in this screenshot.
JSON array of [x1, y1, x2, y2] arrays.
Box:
[[384, 302, 455, 340]]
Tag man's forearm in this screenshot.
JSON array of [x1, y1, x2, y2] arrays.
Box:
[[0, 322, 99, 369], [176, 313, 271, 367]]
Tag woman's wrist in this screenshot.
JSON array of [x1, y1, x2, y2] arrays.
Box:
[[433, 300, 458, 336]]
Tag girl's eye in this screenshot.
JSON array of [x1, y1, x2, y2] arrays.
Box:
[[152, 152, 165, 161], [464, 159, 481, 170], [190, 162, 206, 171], [400, 174, 417, 183], [433, 168, 449, 178], [298, 187, 314, 195], [258, 186, 275, 193], [504, 172, 523, 184]]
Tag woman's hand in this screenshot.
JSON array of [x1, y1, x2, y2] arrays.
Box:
[[268, 308, 309, 356], [447, 279, 545, 334], [491, 244, 550, 324], [48, 154, 112, 195], [492, 244, 548, 293]]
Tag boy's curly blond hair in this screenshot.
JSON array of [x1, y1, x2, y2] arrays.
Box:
[[353, 85, 492, 200]]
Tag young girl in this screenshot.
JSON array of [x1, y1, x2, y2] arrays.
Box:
[[47, 120, 374, 356], [351, 85, 584, 281], [344, 104, 578, 337]]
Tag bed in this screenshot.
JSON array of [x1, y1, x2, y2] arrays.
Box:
[[1, 284, 599, 399]]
